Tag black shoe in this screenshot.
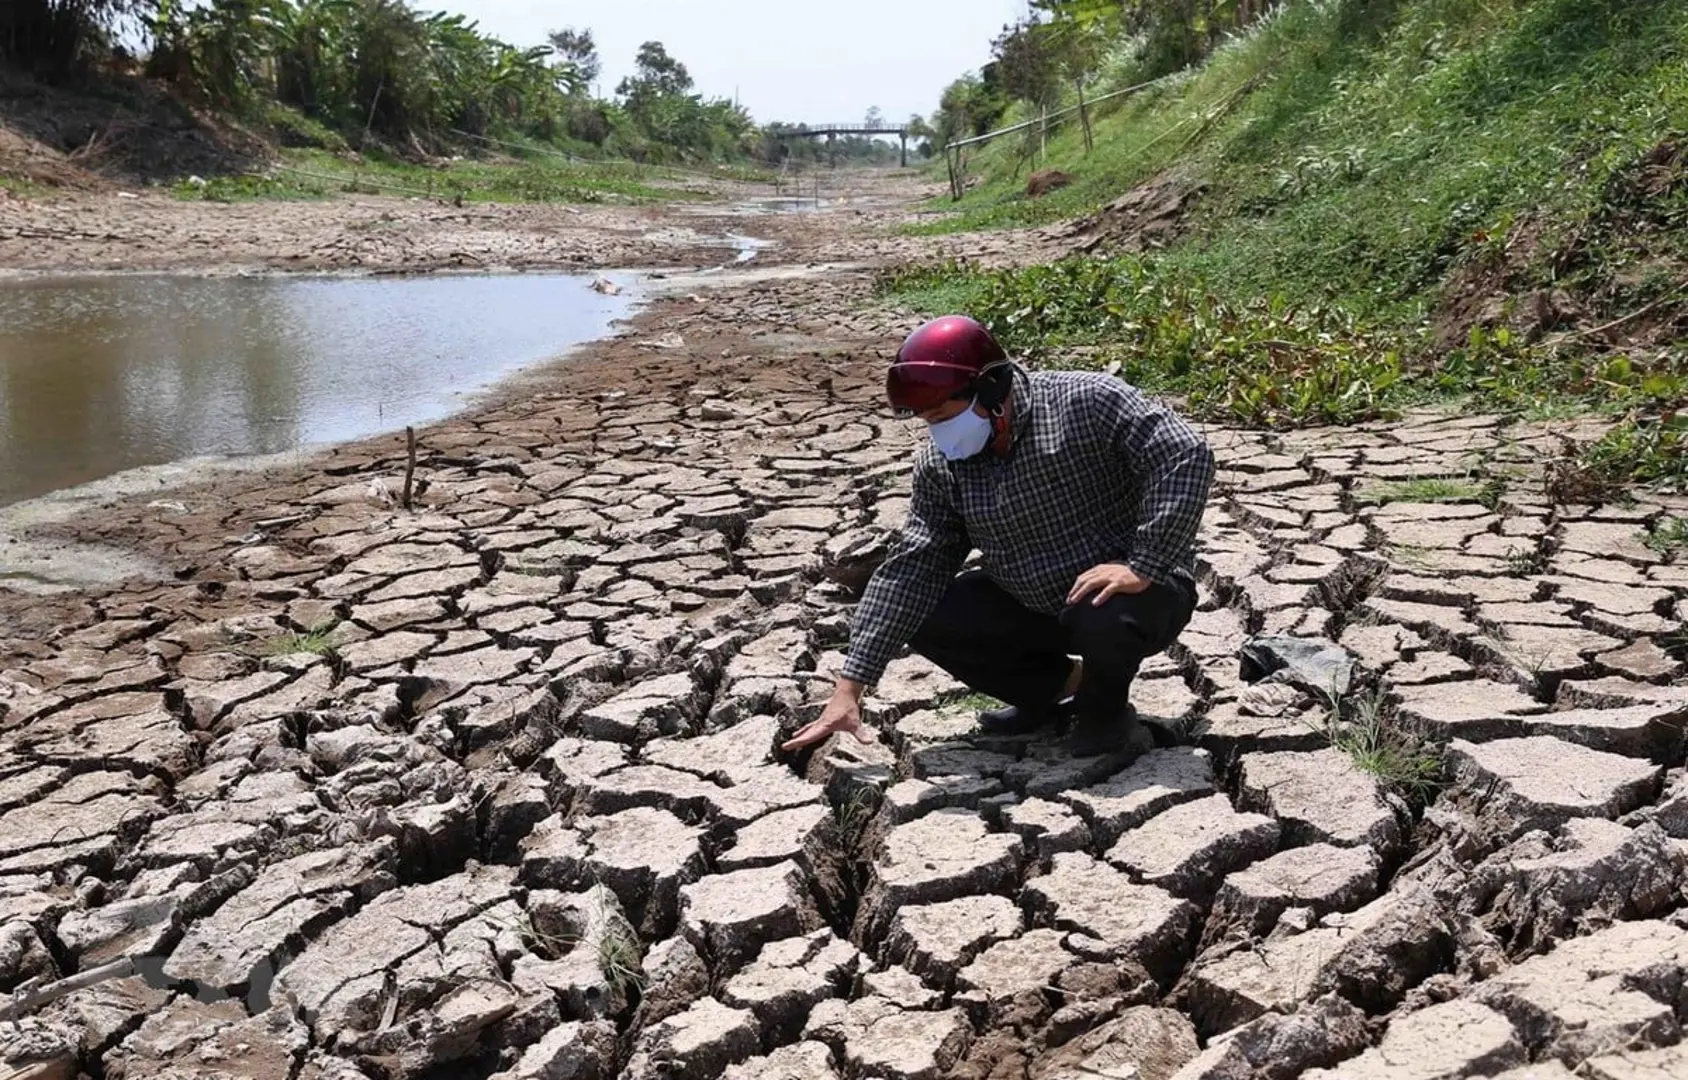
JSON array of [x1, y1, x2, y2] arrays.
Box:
[[1065, 705, 1148, 758], [978, 697, 1074, 737]]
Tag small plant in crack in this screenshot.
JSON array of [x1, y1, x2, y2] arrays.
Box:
[[596, 905, 645, 1001], [1643, 516, 1688, 558], [1360, 478, 1487, 505], [831, 786, 881, 854], [1313, 685, 1442, 803], [1502, 545, 1542, 577], [256, 622, 339, 659], [937, 690, 1005, 718]]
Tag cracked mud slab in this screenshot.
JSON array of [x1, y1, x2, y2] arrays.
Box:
[[4, 170, 1688, 1080]]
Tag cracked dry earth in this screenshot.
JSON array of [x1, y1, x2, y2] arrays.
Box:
[[6, 198, 1688, 1080]]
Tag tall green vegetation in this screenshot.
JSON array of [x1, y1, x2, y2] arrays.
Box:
[[5, 0, 762, 164], [889, 0, 1688, 486]]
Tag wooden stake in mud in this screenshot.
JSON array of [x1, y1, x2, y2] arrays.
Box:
[[402, 426, 416, 511]]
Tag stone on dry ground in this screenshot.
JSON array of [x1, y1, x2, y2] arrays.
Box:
[[4, 200, 1688, 1079]]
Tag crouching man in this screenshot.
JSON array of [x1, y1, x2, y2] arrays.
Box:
[[784, 315, 1215, 757]]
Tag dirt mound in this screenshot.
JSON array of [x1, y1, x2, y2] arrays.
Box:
[[0, 64, 266, 187], [1026, 169, 1073, 198], [1047, 167, 1204, 255], [1432, 138, 1688, 352]]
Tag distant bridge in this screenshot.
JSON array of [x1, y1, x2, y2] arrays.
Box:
[[769, 123, 913, 167]]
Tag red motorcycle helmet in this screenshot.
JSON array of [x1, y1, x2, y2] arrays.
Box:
[[885, 315, 1010, 418]]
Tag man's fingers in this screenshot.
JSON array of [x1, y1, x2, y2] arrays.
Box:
[[1090, 580, 1119, 606], [1068, 573, 1098, 604], [780, 720, 827, 751]]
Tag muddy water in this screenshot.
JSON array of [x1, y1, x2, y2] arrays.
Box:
[[0, 271, 637, 506]]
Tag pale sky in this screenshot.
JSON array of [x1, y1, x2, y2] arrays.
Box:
[[443, 0, 1033, 125]]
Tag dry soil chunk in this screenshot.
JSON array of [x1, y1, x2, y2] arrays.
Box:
[[580, 671, 708, 742], [953, 928, 1077, 1024], [1022, 853, 1197, 984], [1002, 797, 1091, 859], [1471, 919, 1688, 1064], [1186, 886, 1452, 1036], [1205, 843, 1380, 946], [488, 1020, 616, 1080], [680, 860, 823, 975], [1301, 999, 1525, 1080], [1107, 794, 1280, 898], [164, 844, 396, 991], [804, 996, 972, 1080], [720, 930, 860, 1039], [1585, 1044, 1688, 1080], [520, 808, 705, 937], [1035, 1006, 1200, 1080], [1238, 748, 1401, 851], [719, 803, 834, 872], [722, 1041, 842, 1080], [1061, 748, 1216, 848], [882, 894, 1024, 988], [1445, 737, 1661, 841], [1464, 819, 1684, 957], [1168, 993, 1369, 1080], [855, 808, 1022, 944], [623, 997, 761, 1080]]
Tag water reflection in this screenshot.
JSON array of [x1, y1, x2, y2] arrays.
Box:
[[0, 272, 636, 506]]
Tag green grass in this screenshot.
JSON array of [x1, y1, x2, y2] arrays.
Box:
[[1359, 477, 1505, 506], [876, 252, 1688, 431], [916, 0, 1688, 327], [1317, 687, 1442, 801], [257, 622, 338, 658], [938, 690, 1006, 717], [0, 174, 51, 198], [1644, 515, 1688, 555], [171, 145, 746, 206]]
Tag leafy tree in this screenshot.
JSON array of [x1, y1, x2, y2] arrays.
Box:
[[991, 17, 1062, 115], [547, 25, 599, 89], [617, 40, 692, 102]]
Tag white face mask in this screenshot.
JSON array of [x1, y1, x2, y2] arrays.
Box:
[[928, 401, 992, 461]]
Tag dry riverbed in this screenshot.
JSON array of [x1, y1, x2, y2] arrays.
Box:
[[3, 171, 1688, 1080]]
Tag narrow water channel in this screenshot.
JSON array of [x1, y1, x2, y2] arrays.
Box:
[[0, 271, 638, 507]]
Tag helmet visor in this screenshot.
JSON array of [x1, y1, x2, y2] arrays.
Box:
[[885, 362, 976, 417]]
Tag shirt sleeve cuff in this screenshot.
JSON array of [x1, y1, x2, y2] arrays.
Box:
[[840, 654, 886, 688], [1126, 550, 1180, 587]]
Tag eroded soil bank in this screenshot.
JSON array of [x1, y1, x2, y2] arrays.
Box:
[[3, 170, 1688, 1080]]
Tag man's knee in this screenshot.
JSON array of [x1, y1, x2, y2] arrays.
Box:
[[1060, 599, 1151, 663], [1060, 582, 1192, 662]]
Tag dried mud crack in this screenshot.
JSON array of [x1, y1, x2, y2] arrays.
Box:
[[4, 175, 1688, 1080]]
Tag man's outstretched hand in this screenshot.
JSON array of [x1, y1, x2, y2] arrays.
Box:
[[782, 678, 874, 751], [1068, 562, 1151, 606]]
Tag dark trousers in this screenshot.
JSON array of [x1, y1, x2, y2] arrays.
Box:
[[910, 569, 1196, 717]]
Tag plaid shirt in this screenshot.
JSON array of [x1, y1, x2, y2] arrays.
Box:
[[842, 367, 1215, 686]]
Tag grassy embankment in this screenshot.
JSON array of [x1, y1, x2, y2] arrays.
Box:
[[171, 138, 765, 206], [881, 0, 1688, 489]]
